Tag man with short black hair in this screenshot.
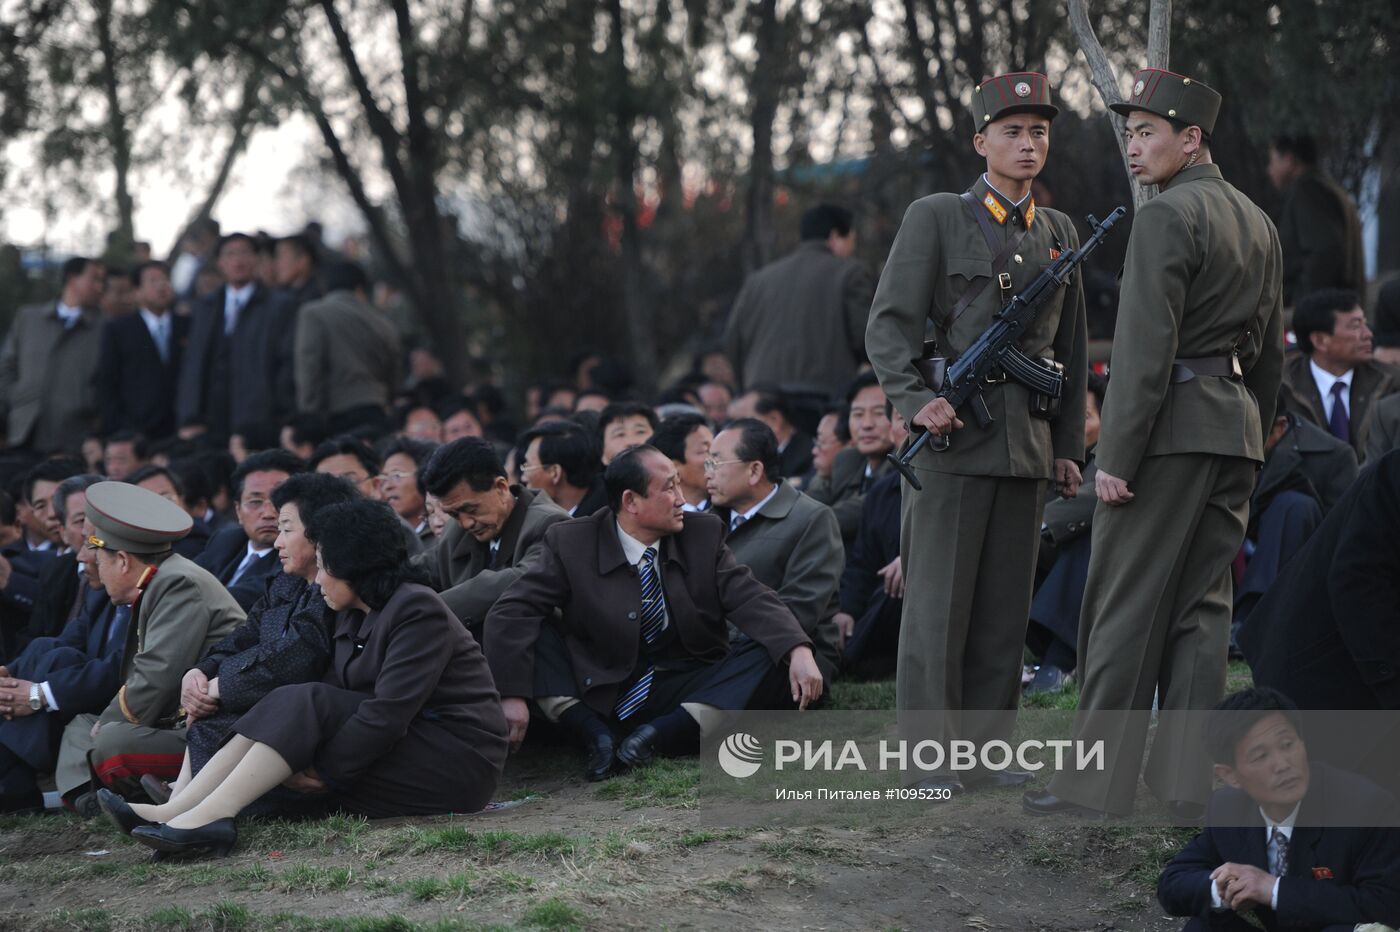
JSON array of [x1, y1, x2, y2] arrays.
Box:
[[195, 449, 305, 609], [1267, 134, 1365, 306], [14, 474, 105, 650], [0, 257, 106, 453], [485, 445, 823, 781], [294, 262, 401, 435], [420, 438, 569, 637], [807, 373, 892, 546], [740, 388, 813, 480], [272, 234, 323, 309], [518, 422, 605, 517], [96, 261, 187, 440], [651, 414, 712, 512], [102, 431, 148, 481], [723, 205, 873, 397], [176, 233, 298, 441], [378, 436, 439, 542], [19, 461, 82, 552], [707, 419, 842, 683], [1282, 288, 1398, 459], [127, 465, 212, 560]]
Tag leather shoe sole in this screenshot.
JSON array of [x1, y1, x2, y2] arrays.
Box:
[[131, 818, 237, 858], [616, 724, 658, 768], [584, 735, 617, 783], [1022, 789, 1108, 820], [96, 787, 154, 834]]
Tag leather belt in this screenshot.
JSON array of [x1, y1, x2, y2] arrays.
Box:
[[1171, 355, 1242, 383]]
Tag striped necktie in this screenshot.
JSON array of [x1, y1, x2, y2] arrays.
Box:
[[615, 548, 664, 719]]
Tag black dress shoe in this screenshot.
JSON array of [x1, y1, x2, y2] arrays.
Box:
[[1022, 789, 1107, 820], [1167, 800, 1205, 826], [131, 819, 237, 858], [70, 791, 103, 820], [964, 769, 1034, 790], [140, 774, 172, 805], [912, 777, 964, 795], [96, 788, 153, 834], [584, 733, 617, 782], [616, 724, 658, 768]]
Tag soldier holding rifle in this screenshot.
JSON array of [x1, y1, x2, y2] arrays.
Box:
[[865, 72, 1089, 794]]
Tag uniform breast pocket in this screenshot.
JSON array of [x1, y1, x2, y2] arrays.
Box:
[[942, 256, 992, 325]]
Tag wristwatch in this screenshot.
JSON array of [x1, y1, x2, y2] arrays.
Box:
[[27, 683, 43, 712]]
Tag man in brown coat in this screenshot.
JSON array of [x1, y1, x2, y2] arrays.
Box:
[[1281, 288, 1399, 461], [0, 257, 106, 454], [420, 438, 569, 638], [484, 445, 823, 782], [723, 205, 873, 398]]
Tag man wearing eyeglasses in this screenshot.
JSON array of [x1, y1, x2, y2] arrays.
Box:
[[53, 482, 242, 814]]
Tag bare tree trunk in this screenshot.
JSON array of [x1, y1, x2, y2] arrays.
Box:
[[1068, 0, 1172, 209], [94, 0, 134, 258], [605, 0, 656, 392], [739, 0, 780, 276]]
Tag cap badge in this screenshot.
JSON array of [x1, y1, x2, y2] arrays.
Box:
[[1133, 79, 1145, 97], [1014, 81, 1031, 98]]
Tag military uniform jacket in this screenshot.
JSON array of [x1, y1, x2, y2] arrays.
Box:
[[98, 554, 245, 728], [426, 487, 570, 634], [1095, 164, 1285, 481], [865, 176, 1088, 479]]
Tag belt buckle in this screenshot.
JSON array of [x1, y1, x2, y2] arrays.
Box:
[[997, 272, 1012, 293]]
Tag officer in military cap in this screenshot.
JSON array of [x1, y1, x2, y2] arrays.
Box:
[[1025, 70, 1283, 819], [865, 72, 1088, 793], [54, 481, 244, 811]]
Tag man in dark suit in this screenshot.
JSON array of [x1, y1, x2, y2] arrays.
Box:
[[195, 450, 304, 610], [652, 414, 712, 513], [518, 422, 605, 517], [1158, 688, 1400, 931], [95, 261, 188, 440], [806, 374, 893, 547], [420, 437, 569, 638], [1238, 451, 1400, 784], [484, 445, 823, 782], [0, 257, 106, 454], [1282, 289, 1400, 461], [707, 419, 842, 683], [175, 234, 297, 441], [127, 465, 213, 560], [736, 388, 814, 480], [14, 474, 103, 652], [833, 468, 902, 678], [723, 204, 873, 398]]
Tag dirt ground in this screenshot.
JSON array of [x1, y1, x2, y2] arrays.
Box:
[[0, 735, 1193, 932]]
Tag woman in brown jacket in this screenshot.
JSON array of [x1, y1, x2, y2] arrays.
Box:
[[98, 498, 508, 857]]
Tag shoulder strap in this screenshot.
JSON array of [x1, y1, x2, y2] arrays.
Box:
[[949, 192, 1029, 325]]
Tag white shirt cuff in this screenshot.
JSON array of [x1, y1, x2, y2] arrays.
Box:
[[1271, 876, 1280, 911], [39, 681, 58, 712], [1209, 877, 1224, 909]]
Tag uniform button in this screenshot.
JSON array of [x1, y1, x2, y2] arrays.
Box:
[[628, 611, 637, 620], [1014, 254, 1024, 264], [584, 677, 593, 687]]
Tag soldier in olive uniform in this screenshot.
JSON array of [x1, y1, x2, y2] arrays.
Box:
[[54, 482, 244, 810], [1025, 70, 1284, 820], [866, 72, 1088, 793]]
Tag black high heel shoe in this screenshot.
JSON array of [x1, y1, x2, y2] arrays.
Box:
[[130, 818, 238, 858], [96, 787, 154, 835]]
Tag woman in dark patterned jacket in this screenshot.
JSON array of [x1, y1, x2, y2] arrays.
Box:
[[141, 473, 359, 804]]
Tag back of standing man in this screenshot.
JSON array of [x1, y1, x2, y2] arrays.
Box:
[[1026, 69, 1284, 821], [723, 205, 874, 401]]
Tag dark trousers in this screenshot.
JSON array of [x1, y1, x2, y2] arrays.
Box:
[[842, 592, 902, 679], [1233, 490, 1323, 632], [1026, 534, 1093, 672], [534, 626, 782, 736], [0, 743, 40, 806]]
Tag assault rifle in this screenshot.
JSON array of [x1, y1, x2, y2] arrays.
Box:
[[888, 206, 1127, 491]]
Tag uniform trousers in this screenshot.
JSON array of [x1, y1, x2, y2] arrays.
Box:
[[895, 471, 1046, 773], [55, 714, 187, 796], [1048, 453, 1254, 815]]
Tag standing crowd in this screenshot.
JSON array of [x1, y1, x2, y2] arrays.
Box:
[[0, 60, 1398, 932]]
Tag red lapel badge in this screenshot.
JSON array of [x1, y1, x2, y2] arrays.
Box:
[[1312, 867, 1334, 879], [1049, 248, 1062, 260]]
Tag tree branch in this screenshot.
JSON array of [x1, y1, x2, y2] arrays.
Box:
[[1067, 0, 1151, 208]]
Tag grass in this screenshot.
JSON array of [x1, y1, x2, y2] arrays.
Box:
[[519, 898, 586, 930], [592, 757, 698, 809], [238, 813, 371, 853], [827, 678, 896, 710]]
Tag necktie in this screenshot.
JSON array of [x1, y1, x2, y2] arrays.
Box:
[[154, 317, 170, 363], [615, 549, 665, 720], [1328, 382, 1350, 442], [103, 605, 132, 654], [225, 292, 246, 335], [486, 542, 499, 570], [1271, 827, 1291, 877], [730, 514, 748, 533], [228, 549, 260, 587]]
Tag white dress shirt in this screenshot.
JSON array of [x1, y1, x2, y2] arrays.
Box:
[[1310, 359, 1353, 423], [729, 483, 780, 533], [224, 283, 255, 334], [55, 302, 83, 328], [140, 308, 172, 362]]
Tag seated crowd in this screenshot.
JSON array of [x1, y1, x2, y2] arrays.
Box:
[[1, 230, 1399, 931]]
